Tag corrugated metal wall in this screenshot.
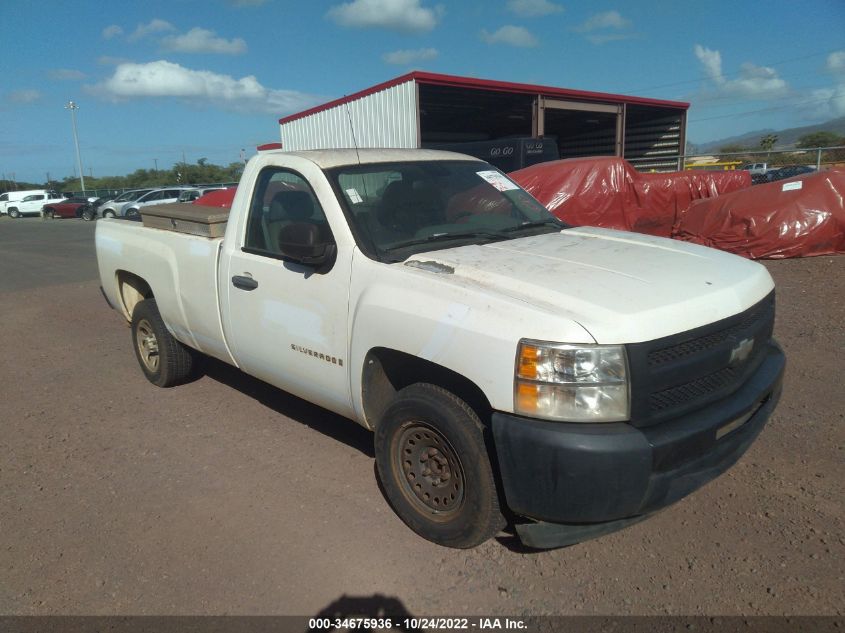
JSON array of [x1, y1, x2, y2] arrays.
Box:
[[279, 80, 418, 150]]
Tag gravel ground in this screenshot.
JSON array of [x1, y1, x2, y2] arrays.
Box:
[[0, 216, 842, 617]]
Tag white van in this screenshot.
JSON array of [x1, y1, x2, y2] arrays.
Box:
[[0, 189, 47, 215]]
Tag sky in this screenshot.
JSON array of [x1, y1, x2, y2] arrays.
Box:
[[1, 0, 844, 183]]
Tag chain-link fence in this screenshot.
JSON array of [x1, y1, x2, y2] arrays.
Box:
[[627, 145, 845, 179]]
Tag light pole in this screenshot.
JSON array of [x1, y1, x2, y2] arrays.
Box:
[[153, 158, 158, 174], [65, 101, 85, 194]]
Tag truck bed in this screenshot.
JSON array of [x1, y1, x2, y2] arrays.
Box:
[[96, 218, 235, 365]]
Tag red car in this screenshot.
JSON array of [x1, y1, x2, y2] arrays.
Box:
[[42, 196, 92, 219]]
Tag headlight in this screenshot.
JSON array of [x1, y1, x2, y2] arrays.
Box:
[[515, 340, 629, 422]]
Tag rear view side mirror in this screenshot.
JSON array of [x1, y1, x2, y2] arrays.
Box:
[[277, 222, 336, 268]]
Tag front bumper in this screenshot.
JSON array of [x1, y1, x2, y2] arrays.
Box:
[[491, 340, 785, 548]]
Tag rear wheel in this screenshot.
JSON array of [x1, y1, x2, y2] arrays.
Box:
[[375, 383, 505, 548], [125, 208, 140, 220], [130, 298, 196, 387]]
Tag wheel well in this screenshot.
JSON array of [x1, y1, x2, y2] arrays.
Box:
[[116, 271, 153, 321], [362, 348, 492, 430]]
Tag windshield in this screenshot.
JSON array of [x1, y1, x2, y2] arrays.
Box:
[[115, 189, 151, 202], [328, 160, 565, 261]]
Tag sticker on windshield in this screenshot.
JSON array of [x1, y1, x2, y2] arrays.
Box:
[[345, 188, 363, 204], [476, 170, 519, 191], [782, 181, 803, 192]]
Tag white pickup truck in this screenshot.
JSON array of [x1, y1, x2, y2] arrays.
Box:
[[96, 148, 785, 549]]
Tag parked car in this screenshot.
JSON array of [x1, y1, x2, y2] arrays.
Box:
[[42, 196, 96, 219], [119, 187, 192, 219], [6, 192, 66, 218], [1, 189, 48, 215], [739, 162, 771, 176], [178, 187, 226, 203], [97, 189, 154, 218], [766, 165, 816, 182]]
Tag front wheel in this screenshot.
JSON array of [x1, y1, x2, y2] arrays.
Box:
[[130, 298, 196, 387], [375, 383, 506, 548], [43, 208, 54, 219], [8, 207, 20, 219], [102, 210, 115, 219], [82, 207, 95, 221]]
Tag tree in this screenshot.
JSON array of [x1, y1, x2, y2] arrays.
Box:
[[796, 131, 844, 149], [759, 134, 778, 152]]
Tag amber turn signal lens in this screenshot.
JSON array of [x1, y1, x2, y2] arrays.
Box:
[[517, 344, 540, 379]]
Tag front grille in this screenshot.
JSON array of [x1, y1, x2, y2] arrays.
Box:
[[647, 298, 773, 367], [650, 365, 739, 412], [627, 292, 775, 426]]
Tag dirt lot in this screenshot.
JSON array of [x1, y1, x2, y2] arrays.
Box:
[[0, 216, 842, 617]]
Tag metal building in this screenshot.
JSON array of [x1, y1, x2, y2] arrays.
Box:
[[278, 72, 689, 171]]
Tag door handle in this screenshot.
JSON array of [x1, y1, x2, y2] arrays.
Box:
[[232, 275, 258, 291]]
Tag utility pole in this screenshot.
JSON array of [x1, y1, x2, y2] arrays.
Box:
[[65, 101, 86, 195], [153, 158, 158, 174]]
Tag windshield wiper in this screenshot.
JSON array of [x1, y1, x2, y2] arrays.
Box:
[[383, 230, 509, 251], [502, 218, 567, 232]]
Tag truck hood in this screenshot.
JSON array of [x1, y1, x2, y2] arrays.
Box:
[[404, 227, 774, 344]]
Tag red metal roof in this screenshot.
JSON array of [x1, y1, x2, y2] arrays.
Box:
[[278, 71, 689, 125]]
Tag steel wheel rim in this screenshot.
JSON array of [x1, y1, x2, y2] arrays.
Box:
[[135, 318, 160, 373], [395, 422, 465, 517]]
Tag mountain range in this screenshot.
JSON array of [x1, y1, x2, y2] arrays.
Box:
[[695, 116, 845, 153]]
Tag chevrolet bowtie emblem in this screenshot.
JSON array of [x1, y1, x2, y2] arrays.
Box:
[[729, 338, 754, 366]]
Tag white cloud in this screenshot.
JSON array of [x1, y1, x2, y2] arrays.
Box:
[[7, 89, 41, 104], [480, 25, 538, 48], [327, 0, 439, 33], [88, 60, 320, 115], [102, 24, 123, 39], [694, 44, 723, 84], [383, 47, 438, 65], [162, 28, 247, 55], [694, 45, 789, 99], [49, 68, 87, 80], [586, 32, 635, 44], [129, 19, 175, 42], [808, 84, 845, 119], [577, 10, 630, 31], [827, 51, 845, 75], [506, 0, 563, 17]]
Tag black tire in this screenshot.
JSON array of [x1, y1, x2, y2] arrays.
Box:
[[82, 207, 95, 221], [130, 298, 195, 387], [125, 208, 140, 220], [43, 208, 54, 219], [8, 207, 19, 219], [375, 383, 505, 548], [103, 210, 116, 219]]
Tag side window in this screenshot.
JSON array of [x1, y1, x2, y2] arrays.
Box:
[[244, 168, 331, 256], [0, 194, 7, 202]]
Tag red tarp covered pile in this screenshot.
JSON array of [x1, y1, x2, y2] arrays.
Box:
[[510, 157, 750, 237], [673, 169, 845, 259]]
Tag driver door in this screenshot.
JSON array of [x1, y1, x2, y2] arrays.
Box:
[[222, 167, 354, 418]]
